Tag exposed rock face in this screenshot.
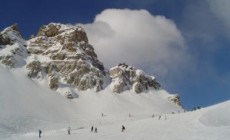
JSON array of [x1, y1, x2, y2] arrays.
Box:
[[0, 24, 27, 68], [0, 34, 11, 45], [168, 95, 181, 106], [27, 23, 104, 92], [109, 63, 161, 93], [26, 61, 41, 78], [0, 23, 177, 101], [49, 75, 59, 90]]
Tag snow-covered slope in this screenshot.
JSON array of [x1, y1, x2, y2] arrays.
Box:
[[1, 65, 230, 140], [0, 64, 183, 139], [1, 23, 229, 140], [199, 100, 230, 127]]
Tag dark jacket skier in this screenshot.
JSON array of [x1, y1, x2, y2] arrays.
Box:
[[91, 126, 94, 132], [121, 125, 125, 132], [39, 129, 42, 138], [94, 127, 97, 133], [67, 127, 71, 135]]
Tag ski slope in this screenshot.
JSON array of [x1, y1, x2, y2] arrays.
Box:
[[0, 65, 230, 140]]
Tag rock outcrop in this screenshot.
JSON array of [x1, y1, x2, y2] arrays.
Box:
[[109, 63, 161, 93], [0, 24, 27, 68], [168, 94, 181, 106], [26, 23, 104, 92]]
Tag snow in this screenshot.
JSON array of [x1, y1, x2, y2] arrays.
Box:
[[199, 101, 230, 127], [1, 24, 230, 140], [0, 65, 230, 140]]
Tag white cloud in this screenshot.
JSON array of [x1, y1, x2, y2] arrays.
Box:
[[207, 0, 230, 28], [80, 9, 188, 79]]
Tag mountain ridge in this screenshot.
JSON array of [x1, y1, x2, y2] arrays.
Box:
[[0, 23, 180, 106]]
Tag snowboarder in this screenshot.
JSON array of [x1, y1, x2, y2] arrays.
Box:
[[121, 125, 125, 132], [67, 126, 71, 135], [91, 126, 94, 132], [39, 129, 42, 138], [94, 127, 97, 133], [159, 115, 161, 120]]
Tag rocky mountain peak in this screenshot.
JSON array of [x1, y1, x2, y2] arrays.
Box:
[[0, 23, 180, 106], [26, 23, 105, 93], [0, 24, 27, 68], [37, 23, 88, 43], [109, 63, 161, 93], [0, 23, 23, 46]]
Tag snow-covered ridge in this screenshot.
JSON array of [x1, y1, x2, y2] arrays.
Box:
[[0, 24, 27, 68], [0, 23, 177, 103]]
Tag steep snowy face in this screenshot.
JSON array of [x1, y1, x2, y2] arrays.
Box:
[[26, 23, 105, 92], [0, 24, 27, 68], [109, 63, 161, 93]]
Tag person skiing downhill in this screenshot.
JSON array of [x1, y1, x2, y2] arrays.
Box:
[[39, 129, 42, 138], [121, 125, 125, 132], [91, 126, 94, 132], [94, 127, 97, 133], [67, 127, 71, 135]]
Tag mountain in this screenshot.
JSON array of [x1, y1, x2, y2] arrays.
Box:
[[1, 66, 229, 140], [0, 23, 198, 139], [0, 23, 179, 99]]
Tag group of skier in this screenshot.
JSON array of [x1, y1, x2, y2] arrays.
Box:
[[38, 112, 173, 138], [37, 113, 126, 138], [91, 126, 97, 133], [38, 124, 126, 138]]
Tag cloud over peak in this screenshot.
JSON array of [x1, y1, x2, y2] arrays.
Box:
[[81, 9, 188, 80]]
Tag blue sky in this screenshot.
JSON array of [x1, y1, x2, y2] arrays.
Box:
[[1, 0, 230, 109]]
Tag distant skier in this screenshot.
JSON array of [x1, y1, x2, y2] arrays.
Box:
[[159, 115, 161, 120], [121, 125, 125, 132], [165, 115, 167, 120], [94, 127, 97, 133], [102, 113, 104, 117], [91, 126, 94, 132], [39, 129, 42, 138], [67, 126, 71, 135], [152, 114, 154, 118], [129, 114, 131, 117]]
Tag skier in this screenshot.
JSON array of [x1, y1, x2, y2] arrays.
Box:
[[129, 114, 131, 117], [101, 113, 104, 117], [152, 114, 154, 118], [39, 129, 42, 138], [159, 115, 161, 120], [121, 125, 125, 132], [94, 127, 97, 133], [165, 115, 167, 120], [67, 126, 71, 135], [91, 126, 94, 132]]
